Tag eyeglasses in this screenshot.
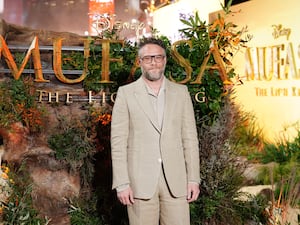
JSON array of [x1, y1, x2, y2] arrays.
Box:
[[140, 55, 165, 64]]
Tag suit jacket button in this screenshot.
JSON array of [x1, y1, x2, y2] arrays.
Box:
[[158, 158, 162, 163]]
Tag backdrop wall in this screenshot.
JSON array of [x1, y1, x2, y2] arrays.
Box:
[[153, 0, 300, 142]]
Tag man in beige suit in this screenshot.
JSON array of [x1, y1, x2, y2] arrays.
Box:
[[111, 37, 200, 225]]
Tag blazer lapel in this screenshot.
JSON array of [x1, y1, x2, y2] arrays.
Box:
[[162, 79, 177, 132], [134, 78, 161, 133]]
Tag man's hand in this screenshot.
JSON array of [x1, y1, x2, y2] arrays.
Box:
[[117, 187, 135, 205], [187, 182, 200, 203]]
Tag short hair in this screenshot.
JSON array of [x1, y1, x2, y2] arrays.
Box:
[[138, 37, 166, 55]]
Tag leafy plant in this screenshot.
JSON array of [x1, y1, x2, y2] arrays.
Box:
[[1, 163, 48, 225], [249, 129, 300, 165], [191, 96, 268, 224], [254, 163, 300, 225], [47, 117, 96, 189], [230, 101, 265, 156], [81, 40, 138, 93], [173, 10, 251, 125], [68, 196, 103, 225], [248, 129, 300, 224], [0, 77, 45, 133]]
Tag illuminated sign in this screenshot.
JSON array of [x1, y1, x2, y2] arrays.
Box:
[[0, 36, 230, 85]]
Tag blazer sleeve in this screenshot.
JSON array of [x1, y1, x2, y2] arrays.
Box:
[[182, 86, 200, 184], [110, 87, 130, 190]]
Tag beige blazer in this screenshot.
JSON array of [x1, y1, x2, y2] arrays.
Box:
[[111, 77, 200, 199]]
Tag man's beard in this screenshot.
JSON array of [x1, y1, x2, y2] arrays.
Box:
[[142, 68, 165, 81]]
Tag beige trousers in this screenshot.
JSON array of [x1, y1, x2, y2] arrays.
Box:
[[127, 170, 190, 225]]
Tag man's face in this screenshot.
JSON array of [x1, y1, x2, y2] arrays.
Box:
[[139, 44, 166, 82]]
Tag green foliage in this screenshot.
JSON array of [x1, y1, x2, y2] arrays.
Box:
[[68, 196, 104, 225], [47, 117, 96, 189], [247, 127, 300, 186], [191, 96, 268, 224], [0, 79, 30, 127], [3, 186, 45, 225], [233, 194, 269, 225], [191, 191, 268, 225], [253, 163, 300, 224], [62, 51, 85, 70], [81, 40, 138, 93], [229, 103, 265, 156], [171, 12, 222, 125], [261, 143, 294, 164], [250, 130, 300, 164], [248, 130, 300, 224], [191, 97, 242, 224], [172, 10, 250, 125], [0, 77, 45, 132], [14, 52, 31, 69], [273, 163, 300, 205], [221, 0, 233, 14], [2, 164, 48, 225]]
